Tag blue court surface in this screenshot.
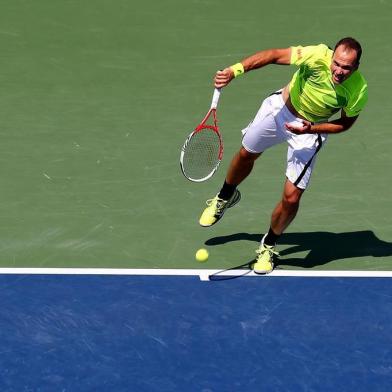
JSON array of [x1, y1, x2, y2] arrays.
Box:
[[1, 273, 392, 391]]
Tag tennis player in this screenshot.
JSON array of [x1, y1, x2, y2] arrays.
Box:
[[199, 37, 368, 274]]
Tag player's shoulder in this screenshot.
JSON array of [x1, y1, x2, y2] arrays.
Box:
[[345, 70, 368, 90], [355, 70, 367, 85], [299, 43, 330, 52], [299, 43, 332, 59], [312, 43, 332, 58], [290, 43, 331, 64]]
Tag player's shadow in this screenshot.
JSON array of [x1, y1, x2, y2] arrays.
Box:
[[205, 230, 392, 279]]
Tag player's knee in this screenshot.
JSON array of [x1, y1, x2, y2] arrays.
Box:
[[282, 190, 302, 209], [282, 198, 299, 213], [238, 147, 261, 162]]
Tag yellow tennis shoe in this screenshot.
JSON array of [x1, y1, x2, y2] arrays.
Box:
[[199, 189, 241, 227], [253, 243, 279, 274]]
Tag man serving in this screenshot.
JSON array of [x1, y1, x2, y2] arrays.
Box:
[[199, 37, 368, 274]]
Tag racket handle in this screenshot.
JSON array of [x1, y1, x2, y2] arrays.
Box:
[[210, 88, 221, 109]]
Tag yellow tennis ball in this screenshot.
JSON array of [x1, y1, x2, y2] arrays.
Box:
[[195, 248, 209, 262]]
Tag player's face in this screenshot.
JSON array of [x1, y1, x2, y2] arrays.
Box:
[[331, 46, 358, 84]]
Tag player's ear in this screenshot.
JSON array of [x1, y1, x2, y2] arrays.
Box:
[[354, 55, 360, 70]]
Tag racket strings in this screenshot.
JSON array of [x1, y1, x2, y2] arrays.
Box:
[[182, 129, 221, 180]]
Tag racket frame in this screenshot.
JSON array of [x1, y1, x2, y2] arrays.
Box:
[[180, 89, 223, 182]]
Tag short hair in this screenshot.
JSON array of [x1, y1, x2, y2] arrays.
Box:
[[334, 37, 362, 64]]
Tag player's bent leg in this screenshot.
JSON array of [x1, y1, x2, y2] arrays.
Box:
[[270, 179, 304, 235], [199, 91, 289, 228], [225, 147, 261, 186], [199, 148, 260, 227]]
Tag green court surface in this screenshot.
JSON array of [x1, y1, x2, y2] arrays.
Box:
[[0, 0, 390, 270]]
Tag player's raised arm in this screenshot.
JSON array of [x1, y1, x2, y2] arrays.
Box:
[[214, 48, 292, 88]]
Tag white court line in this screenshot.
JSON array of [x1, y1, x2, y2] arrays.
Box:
[[1, 268, 392, 281]]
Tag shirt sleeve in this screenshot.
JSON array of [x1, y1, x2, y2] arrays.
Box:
[[344, 83, 368, 117], [290, 44, 328, 66]]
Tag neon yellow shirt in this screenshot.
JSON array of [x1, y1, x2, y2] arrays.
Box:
[[289, 44, 368, 122]]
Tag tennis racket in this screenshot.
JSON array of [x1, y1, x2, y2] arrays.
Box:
[[180, 88, 222, 182]]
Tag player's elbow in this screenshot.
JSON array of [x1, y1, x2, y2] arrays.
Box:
[[337, 115, 358, 133], [344, 123, 354, 132], [343, 118, 357, 131], [337, 124, 351, 133]]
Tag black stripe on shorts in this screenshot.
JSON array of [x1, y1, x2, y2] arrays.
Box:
[[268, 90, 283, 97], [293, 134, 323, 188]]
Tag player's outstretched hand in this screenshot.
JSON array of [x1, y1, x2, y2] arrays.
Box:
[[285, 120, 313, 134], [214, 68, 234, 88]]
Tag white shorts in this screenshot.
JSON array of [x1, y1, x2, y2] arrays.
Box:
[[242, 91, 327, 189]]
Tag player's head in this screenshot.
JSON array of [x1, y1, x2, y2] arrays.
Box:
[[331, 37, 362, 84]]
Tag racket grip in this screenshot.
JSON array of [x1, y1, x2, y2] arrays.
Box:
[[210, 88, 221, 109]]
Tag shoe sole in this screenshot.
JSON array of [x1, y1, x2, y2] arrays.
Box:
[[253, 267, 273, 275]]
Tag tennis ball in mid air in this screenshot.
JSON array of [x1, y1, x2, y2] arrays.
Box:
[[195, 248, 209, 262]]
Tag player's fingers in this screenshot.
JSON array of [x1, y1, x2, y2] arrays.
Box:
[[214, 80, 228, 88], [214, 68, 233, 88], [216, 68, 232, 78], [214, 75, 225, 84], [214, 76, 229, 88], [215, 72, 228, 80], [285, 123, 300, 134], [301, 120, 312, 132], [214, 75, 226, 83]]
